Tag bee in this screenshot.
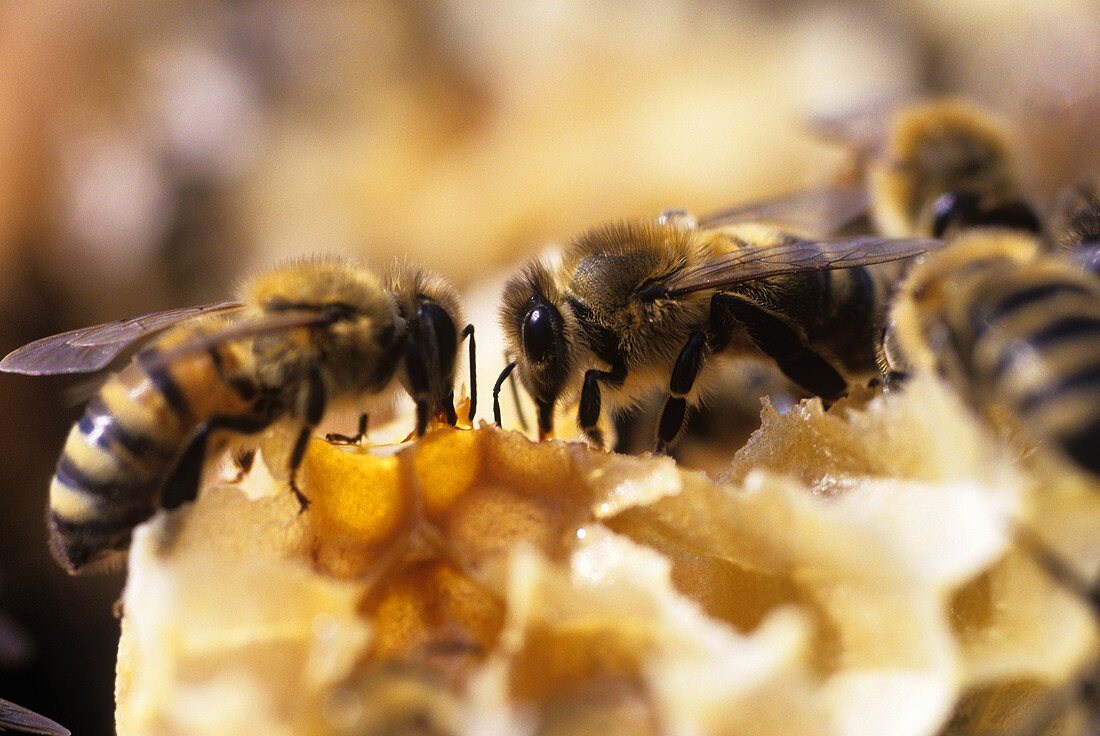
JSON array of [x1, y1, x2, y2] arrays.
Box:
[[881, 228, 1100, 735], [1050, 180, 1100, 275], [494, 187, 938, 451], [882, 229, 1100, 478], [816, 97, 1041, 239], [0, 257, 475, 574]]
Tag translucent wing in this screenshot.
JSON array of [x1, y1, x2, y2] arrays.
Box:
[[697, 185, 870, 235], [138, 309, 347, 371], [0, 302, 243, 375], [657, 236, 940, 298], [0, 699, 70, 736], [804, 95, 902, 155]]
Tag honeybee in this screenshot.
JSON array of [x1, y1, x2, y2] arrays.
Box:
[[495, 187, 938, 451], [883, 229, 1100, 736], [1050, 180, 1100, 275], [882, 230, 1100, 479], [816, 97, 1041, 238], [0, 257, 475, 573]]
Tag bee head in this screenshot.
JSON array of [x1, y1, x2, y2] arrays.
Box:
[[386, 265, 466, 424], [500, 258, 581, 434], [899, 99, 1016, 192], [875, 99, 1021, 238]]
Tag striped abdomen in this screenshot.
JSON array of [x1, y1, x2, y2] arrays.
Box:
[[727, 258, 906, 386], [801, 259, 906, 378], [49, 343, 259, 572], [940, 259, 1100, 477]]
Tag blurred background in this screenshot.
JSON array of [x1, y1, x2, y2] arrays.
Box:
[[0, 1, 1097, 733]]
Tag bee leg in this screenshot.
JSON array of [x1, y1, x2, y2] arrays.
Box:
[[510, 364, 530, 432], [462, 324, 477, 423], [537, 400, 555, 441], [655, 332, 707, 454], [326, 413, 369, 445], [287, 426, 313, 512], [577, 361, 627, 447], [402, 340, 433, 436], [442, 390, 459, 427], [160, 429, 215, 510], [492, 361, 517, 427], [161, 414, 273, 509], [286, 366, 327, 511], [713, 294, 847, 401]]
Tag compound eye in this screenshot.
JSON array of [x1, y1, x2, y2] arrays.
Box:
[[931, 191, 980, 238], [521, 298, 561, 364]]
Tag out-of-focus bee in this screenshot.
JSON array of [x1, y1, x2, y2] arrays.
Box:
[[882, 230, 1100, 478], [0, 258, 475, 574], [816, 97, 1042, 239], [494, 187, 938, 451], [882, 228, 1100, 736], [1050, 180, 1100, 275]]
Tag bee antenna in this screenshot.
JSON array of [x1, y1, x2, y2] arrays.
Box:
[[462, 324, 477, 423], [492, 359, 519, 428]]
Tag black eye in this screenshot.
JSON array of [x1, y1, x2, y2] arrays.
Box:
[[522, 297, 562, 364], [417, 301, 458, 377], [931, 191, 980, 238], [981, 200, 1042, 234]]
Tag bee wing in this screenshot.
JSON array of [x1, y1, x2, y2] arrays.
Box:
[[0, 302, 243, 375], [0, 699, 70, 736], [805, 95, 903, 155], [138, 309, 347, 371], [659, 236, 940, 297], [697, 185, 870, 235]]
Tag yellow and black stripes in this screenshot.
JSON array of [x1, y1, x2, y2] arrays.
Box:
[[802, 260, 892, 378], [925, 254, 1100, 478], [0, 258, 470, 574], [47, 343, 258, 572], [722, 257, 900, 393]]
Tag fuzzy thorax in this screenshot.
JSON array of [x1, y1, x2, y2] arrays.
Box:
[[241, 256, 403, 400]]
